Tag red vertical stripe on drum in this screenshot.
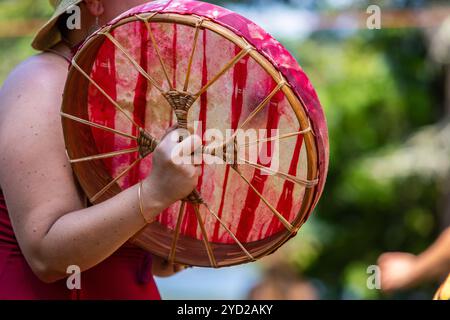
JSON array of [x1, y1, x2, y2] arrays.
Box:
[[212, 45, 249, 242], [128, 22, 149, 188], [213, 167, 230, 241], [170, 23, 178, 126], [172, 24, 178, 88], [90, 31, 117, 175], [230, 46, 249, 130], [267, 132, 304, 235], [182, 30, 208, 238], [159, 24, 180, 227], [235, 87, 283, 242]]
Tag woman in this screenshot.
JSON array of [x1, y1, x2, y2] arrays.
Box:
[[0, 0, 201, 300]]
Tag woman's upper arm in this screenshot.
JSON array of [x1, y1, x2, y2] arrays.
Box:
[[0, 57, 85, 258]]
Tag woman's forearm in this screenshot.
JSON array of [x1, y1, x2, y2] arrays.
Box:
[[29, 180, 167, 283], [412, 228, 450, 283], [0, 54, 201, 284]]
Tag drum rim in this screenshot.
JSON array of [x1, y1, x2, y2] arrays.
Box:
[[62, 12, 323, 268]]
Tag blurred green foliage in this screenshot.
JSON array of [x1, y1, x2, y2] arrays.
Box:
[[0, 0, 446, 300], [0, 37, 34, 83], [0, 0, 51, 20], [0, 0, 52, 82], [284, 28, 444, 299]]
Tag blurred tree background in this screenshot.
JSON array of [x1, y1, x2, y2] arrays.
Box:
[[0, 0, 51, 82], [1, 0, 449, 299]]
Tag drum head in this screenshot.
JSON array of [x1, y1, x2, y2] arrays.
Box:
[[61, 0, 329, 268]]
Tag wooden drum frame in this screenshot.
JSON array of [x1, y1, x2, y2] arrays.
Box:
[[61, 1, 329, 268]]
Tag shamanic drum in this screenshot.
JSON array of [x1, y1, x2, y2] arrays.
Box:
[[61, 0, 329, 268]]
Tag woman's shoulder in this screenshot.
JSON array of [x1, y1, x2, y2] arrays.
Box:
[[1, 53, 68, 94], [0, 53, 69, 144], [0, 53, 68, 115]]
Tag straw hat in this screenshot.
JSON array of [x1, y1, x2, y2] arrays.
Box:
[[32, 0, 84, 51]]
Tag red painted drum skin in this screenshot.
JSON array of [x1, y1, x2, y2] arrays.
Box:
[[62, 0, 329, 268]]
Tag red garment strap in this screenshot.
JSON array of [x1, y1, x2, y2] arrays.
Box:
[[43, 47, 72, 64]]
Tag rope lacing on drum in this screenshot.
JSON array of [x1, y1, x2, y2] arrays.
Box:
[[163, 91, 197, 129], [185, 190, 204, 205], [138, 129, 159, 158], [64, 13, 324, 268]]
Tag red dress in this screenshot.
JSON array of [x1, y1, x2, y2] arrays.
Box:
[[0, 190, 161, 300]]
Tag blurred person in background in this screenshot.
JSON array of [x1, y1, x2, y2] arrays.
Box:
[[248, 263, 319, 300], [378, 14, 450, 301], [378, 227, 450, 299], [247, 250, 319, 300]]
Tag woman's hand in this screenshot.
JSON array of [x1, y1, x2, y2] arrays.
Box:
[[152, 255, 189, 278], [378, 252, 419, 292], [140, 129, 202, 221]]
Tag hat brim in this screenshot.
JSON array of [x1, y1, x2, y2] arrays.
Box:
[[32, 0, 84, 51]]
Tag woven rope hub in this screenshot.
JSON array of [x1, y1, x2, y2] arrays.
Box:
[[61, 0, 329, 268], [163, 91, 196, 129], [137, 129, 158, 158]]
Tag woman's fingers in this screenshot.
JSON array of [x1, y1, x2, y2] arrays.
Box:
[[159, 129, 183, 149], [172, 264, 189, 273], [194, 165, 202, 176], [175, 134, 202, 156], [146, 128, 204, 205], [159, 129, 203, 172], [171, 134, 203, 166]]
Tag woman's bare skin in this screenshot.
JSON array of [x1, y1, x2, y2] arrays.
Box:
[[0, 0, 199, 283]]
